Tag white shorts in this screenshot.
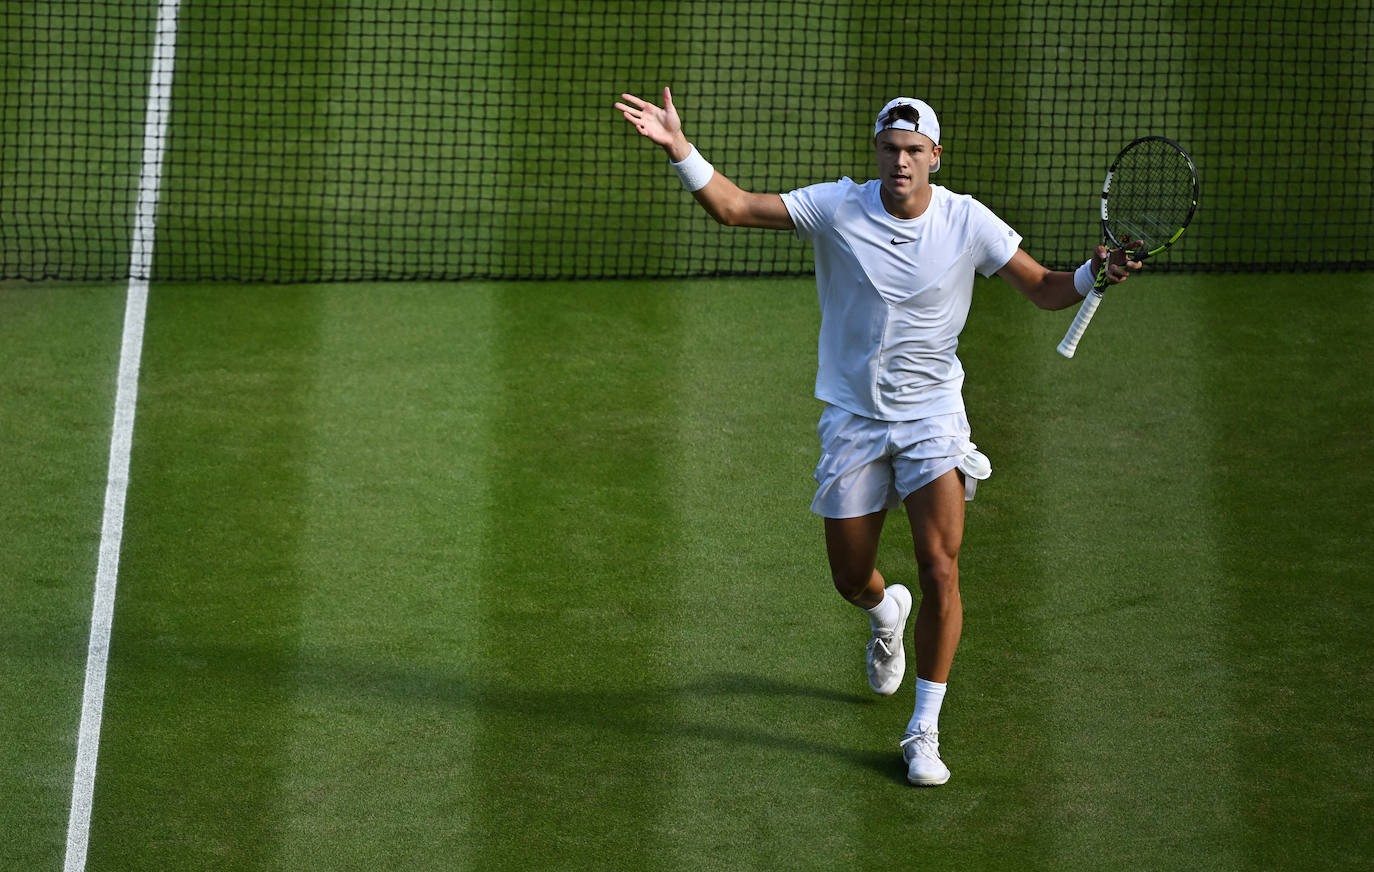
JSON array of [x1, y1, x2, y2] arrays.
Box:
[[810, 405, 992, 519]]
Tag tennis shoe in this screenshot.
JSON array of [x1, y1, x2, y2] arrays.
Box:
[[900, 726, 951, 786], [865, 584, 912, 696]]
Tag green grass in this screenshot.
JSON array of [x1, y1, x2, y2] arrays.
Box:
[[0, 281, 127, 868], [4, 271, 1372, 870], [3, 3, 1371, 869]]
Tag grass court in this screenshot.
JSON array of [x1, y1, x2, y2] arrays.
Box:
[[3, 269, 1372, 870], [2, 0, 1372, 868]]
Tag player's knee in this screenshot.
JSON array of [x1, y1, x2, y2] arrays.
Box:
[[917, 556, 959, 600], [831, 568, 869, 603]]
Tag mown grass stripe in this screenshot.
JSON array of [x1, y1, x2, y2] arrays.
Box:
[[1203, 275, 1374, 869], [84, 284, 319, 869], [1017, 277, 1239, 869], [0, 282, 127, 868], [659, 276, 863, 870], [271, 282, 497, 869], [463, 280, 683, 870]]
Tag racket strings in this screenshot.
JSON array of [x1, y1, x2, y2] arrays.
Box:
[[1107, 142, 1196, 252]]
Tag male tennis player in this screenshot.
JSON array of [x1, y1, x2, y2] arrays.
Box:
[[615, 87, 1139, 786]]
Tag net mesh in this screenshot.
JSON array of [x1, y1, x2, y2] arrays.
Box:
[[3, 0, 1371, 282]]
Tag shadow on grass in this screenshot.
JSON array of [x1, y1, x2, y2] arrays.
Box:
[[94, 634, 909, 785]]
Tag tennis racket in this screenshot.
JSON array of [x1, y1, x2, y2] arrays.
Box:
[[1057, 136, 1198, 358]]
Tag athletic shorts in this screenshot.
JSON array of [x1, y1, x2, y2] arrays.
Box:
[[810, 405, 992, 519]]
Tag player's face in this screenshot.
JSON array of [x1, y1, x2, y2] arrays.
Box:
[[875, 129, 940, 201]]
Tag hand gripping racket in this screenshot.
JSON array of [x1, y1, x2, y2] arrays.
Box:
[[1057, 136, 1199, 358]]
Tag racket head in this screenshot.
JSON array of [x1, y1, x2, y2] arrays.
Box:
[[1101, 136, 1198, 260]]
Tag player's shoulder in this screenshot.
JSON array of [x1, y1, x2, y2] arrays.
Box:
[[783, 176, 869, 222], [929, 184, 975, 210], [931, 184, 1003, 222], [790, 176, 866, 198]]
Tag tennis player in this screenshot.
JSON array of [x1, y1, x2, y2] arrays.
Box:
[[616, 87, 1139, 786]]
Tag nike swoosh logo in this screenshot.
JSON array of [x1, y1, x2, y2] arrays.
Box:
[[890, 237, 918, 245]]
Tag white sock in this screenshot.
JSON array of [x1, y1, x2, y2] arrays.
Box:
[[864, 591, 899, 632], [907, 677, 947, 734]]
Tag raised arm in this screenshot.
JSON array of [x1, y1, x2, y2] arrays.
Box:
[[615, 87, 794, 231]]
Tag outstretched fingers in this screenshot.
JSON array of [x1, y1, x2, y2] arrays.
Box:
[[614, 88, 681, 147], [617, 92, 650, 112], [615, 92, 660, 130]]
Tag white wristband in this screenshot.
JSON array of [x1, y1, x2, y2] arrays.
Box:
[[1073, 259, 1097, 297], [670, 144, 715, 192]]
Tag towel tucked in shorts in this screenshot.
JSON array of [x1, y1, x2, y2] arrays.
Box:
[[810, 405, 991, 519]]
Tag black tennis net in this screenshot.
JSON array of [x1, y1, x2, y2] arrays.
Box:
[[2, 0, 1370, 281]]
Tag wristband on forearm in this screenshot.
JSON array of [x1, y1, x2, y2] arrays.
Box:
[[1073, 259, 1097, 297], [670, 144, 715, 192]]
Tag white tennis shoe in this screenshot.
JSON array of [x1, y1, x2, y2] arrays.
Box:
[[900, 726, 951, 786], [865, 584, 912, 696]]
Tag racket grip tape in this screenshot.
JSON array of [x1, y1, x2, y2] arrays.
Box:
[[1056, 290, 1103, 358]]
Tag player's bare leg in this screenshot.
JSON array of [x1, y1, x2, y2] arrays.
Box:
[[903, 469, 965, 683], [823, 511, 887, 608], [897, 468, 965, 785], [824, 511, 914, 696]]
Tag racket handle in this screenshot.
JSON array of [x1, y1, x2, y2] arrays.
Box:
[[1056, 289, 1104, 358]]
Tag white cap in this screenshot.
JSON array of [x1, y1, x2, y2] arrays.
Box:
[[874, 97, 941, 172]]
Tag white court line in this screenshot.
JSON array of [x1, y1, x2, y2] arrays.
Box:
[[63, 2, 181, 870]]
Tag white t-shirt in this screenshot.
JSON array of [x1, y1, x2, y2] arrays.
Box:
[[781, 179, 1021, 422]]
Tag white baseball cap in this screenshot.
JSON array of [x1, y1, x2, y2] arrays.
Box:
[[874, 97, 941, 172]]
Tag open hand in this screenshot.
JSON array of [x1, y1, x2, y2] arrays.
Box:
[[615, 87, 689, 157]]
